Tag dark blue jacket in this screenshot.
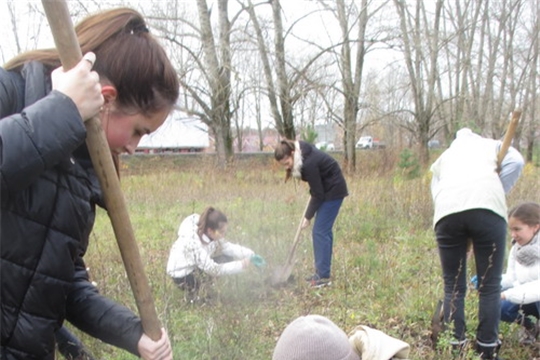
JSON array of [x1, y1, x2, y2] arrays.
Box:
[[0, 62, 143, 359], [298, 141, 348, 219]]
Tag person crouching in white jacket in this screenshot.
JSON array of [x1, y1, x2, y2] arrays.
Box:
[[500, 202, 540, 345], [166, 206, 265, 293]]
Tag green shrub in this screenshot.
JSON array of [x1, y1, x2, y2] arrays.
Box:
[[397, 148, 421, 179]]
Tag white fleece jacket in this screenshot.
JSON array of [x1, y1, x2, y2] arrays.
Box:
[[430, 128, 524, 227], [166, 214, 254, 278], [501, 233, 540, 305]]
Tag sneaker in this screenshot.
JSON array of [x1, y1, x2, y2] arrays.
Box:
[[310, 277, 331, 288], [475, 341, 503, 360], [305, 274, 319, 282], [450, 339, 468, 357]]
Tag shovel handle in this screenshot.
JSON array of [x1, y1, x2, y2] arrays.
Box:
[[285, 197, 312, 265], [41, 0, 162, 340], [466, 110, 521, 253], [497, 109, 521, 169]]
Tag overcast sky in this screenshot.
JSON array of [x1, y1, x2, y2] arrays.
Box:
[[1, 0, 394, 67], [0, 0, 396, 130]]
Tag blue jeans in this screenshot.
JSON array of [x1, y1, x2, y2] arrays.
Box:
[[312, 198, 344, 279], [501, 300, 540, 329], [435, 209, 507, 346]]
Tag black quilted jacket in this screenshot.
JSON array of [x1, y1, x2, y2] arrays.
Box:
[[0, 62, 143, 359], [298, 141, 349, 220]]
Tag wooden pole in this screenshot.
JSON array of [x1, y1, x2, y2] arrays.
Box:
[[270, 197, 311, 286], [41, 0, 162, 340], [497, 109, 522, 169]]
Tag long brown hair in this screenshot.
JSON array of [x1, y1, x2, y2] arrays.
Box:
[[4, 8, 179, 174], [509, 202, 540, 227], [5, 7, 179, 117], [274, 139, 296, 182], [197, 207, 228, 241]]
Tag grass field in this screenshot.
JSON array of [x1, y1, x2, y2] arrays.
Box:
[[70, 151, 540, 359]]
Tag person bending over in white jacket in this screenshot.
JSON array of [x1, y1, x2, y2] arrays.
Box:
[[500, 202, 540, 345], [430, 128, 524, 359], [166, 206, 265, 293]]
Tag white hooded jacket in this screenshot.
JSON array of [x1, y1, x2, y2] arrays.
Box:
[[501, 232, 540, 305], [166, 214, 254, 278], [430, 128, 523, 227]]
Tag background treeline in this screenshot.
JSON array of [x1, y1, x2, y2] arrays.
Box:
[[2, 0, 539, 170]]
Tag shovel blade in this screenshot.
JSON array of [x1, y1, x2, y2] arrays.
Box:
[[269, 264, 293, 287], [430, 299, 445, 348]]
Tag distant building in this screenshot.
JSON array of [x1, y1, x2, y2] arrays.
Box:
[[136, 111, 209, 153], [315, 123, 335, 144], [235, 128, 280, 152]]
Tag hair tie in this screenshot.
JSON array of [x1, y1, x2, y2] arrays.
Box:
[[129, 24, 149, 35]]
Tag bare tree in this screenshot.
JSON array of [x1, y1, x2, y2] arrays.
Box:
[[243, 0, 285, 137], [158, 1, 237, 166], [332, 0, 371, 172], [1, 1, 48, 63], [439, 0, 484, 140], [244, 0, 298, 138], [520, 0, 539, 162], [244, 0, 338, 142], [7, 1, 23, 56], [392, 0, 444, 164], [270, 0, 295, 138], [196, 0, 234, 165]]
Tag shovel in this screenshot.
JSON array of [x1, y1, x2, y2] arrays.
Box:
[[270, 197, 311, 287], [41, 0, 161, 340]]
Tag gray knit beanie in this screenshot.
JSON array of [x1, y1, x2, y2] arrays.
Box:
[[272, 315, 361, 360]]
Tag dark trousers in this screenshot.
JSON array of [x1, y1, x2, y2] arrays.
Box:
[[172, 255, 234, 292], [312, 198, 344, 279], [173, 272, 200, 291], [501, 300, 540, 329], [435, 209, 506, 347]]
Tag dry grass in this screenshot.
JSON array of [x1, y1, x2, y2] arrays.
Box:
[[72, 152, 540, 359]]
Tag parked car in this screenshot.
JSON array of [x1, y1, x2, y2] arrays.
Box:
[[356, 136, 385, 149], [315, 141, 335, 151], [428, 139, 441, 149]]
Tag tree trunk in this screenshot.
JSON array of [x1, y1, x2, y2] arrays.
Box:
[[272, 0, 295, 139], [393, 0, 443, 165], [196, 0, 234, 167], [246, 0, 286, 137]]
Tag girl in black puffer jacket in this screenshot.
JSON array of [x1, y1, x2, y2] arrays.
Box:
[[1, 8, 178, 360]]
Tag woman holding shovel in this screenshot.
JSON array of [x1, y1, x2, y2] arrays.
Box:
[[274, 139, 348, 288], [430, 128, 524, 359], [1, 8, 178, 360]]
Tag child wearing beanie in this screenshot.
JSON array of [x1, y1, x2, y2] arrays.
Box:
[[272, 315, 360, 360], [272, 315, 411, 360]]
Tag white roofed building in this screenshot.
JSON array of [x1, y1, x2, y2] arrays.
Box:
[[136, 111, 209, 153]]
